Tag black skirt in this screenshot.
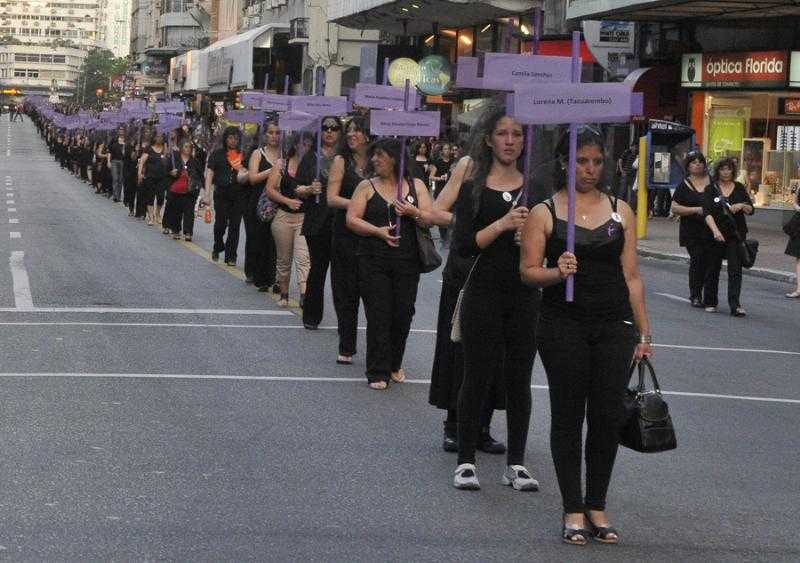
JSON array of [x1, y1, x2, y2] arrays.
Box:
[[428, 280, 506, 411], [786, 235, 800, 258]]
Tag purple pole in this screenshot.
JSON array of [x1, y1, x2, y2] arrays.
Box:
[[283, 76, 290, 96], [520, 7, 541, 207], [263, 72, 269, 93], [314, 67, 326, 203], [382, 58, 390, 86], [565, 31, 582, 303], [395, 79, 411, 236]]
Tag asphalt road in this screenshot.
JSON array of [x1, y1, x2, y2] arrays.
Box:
[[1, 117, 798, 562]]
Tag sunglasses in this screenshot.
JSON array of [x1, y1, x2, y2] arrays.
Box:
[[322, 124, 341, 132]]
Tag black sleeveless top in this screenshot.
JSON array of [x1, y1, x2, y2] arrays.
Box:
[[542, 195, 632, 321], [356, 178, 419, 261], [334, 158, 365, 236], [144, 146, 169, 181]]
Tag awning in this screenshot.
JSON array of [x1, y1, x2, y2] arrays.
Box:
[[330, 0, 538, 35], [566, 0, 800, 21], [205, 23, 289, 94]]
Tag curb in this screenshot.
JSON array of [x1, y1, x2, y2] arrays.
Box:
[[637, 248, 797, 284]]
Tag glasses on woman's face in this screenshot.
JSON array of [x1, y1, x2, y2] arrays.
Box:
[[322, 124, 341, 132]]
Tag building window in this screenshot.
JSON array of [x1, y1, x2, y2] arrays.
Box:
[[14, 68, 26, 77], [53, 55, 65, 63]]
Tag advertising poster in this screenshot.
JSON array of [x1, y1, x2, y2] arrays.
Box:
[[707, 116, 745, 160]]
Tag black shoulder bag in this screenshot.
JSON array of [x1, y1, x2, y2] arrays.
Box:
[[714, 184, 759, 269], [620, 358, 678, 453], [409, 180, 442, 273]]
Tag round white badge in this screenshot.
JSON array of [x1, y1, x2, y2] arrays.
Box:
[[611, 212, 622, 223], [406, 194, 415, 204], [502, 192, 513, 202], [714, 197, 721, 203]]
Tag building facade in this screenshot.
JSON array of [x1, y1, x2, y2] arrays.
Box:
[[0, 0, 104, 97], [99, 0, 131, 57]]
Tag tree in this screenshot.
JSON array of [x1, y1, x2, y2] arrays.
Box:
[[76, 48, 130, 106]]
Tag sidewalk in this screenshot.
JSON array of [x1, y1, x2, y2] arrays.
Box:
[[637, 217, 797, 284]]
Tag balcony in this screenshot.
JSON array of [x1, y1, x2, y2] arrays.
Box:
[[289, 17, 308, 44]]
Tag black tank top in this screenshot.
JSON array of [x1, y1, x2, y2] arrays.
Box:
[[541, 195, 632, 321], [145, 146, 169, 180], [334, 159, 364, 235], [356, 178, 418, 261]]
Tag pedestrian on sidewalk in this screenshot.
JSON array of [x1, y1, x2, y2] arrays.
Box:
[[266, 132, 313, 308], [426, 154, 507, 456], [784, 187, 800, 298], [346, 137, 432, 390], [301, 116, 341, 330], [326, 116, 370, 365], [205, 126, 250, 265], [246, 119, 280, 293], [450, 105, 540, 492], [521, 126, 652, 546], [704, 157, 754, 317], [671, 150, 714, 308]]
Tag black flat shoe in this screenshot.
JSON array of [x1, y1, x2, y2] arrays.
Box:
[[304, 324, 318, 330], [271, 283, 281, 294], [442, 422, 457, 453], [477, 429, 506, 454], [690, 298, 704, 308], [585, 512, 619, 544], [211, 251, 219, 262]]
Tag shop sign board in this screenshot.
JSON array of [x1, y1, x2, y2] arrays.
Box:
[[681, 51, 788, 89], [788, 51, 800, 87], [779, 97, 800, 115], [417, 55, 451, 96], [510, 82, 637, 125], [370, 110, 440, 137]]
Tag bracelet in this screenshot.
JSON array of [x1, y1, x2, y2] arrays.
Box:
[[638, 334, 652, 344]]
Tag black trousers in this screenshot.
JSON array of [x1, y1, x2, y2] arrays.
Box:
[[706, 240, 743, 310], [685, 240, 716, 303], [243, 188, 276, 287], [213, 188, 248, 262], [457, 284, 539, 466], [303, 229, 332, 327], [165, 191, 198, 235], [331, 232, 360, 356], [537, 315, 636, 514], [358, 255, 420, 383], [135, 181, 148, 218], [124, 171, 138, 214]]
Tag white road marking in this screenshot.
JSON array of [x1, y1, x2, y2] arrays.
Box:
[[0, 321, 796, 358], [9, 251, 33, 309], [6, 200, 14, 204], [9, 218, 18, 224], [8, 208, 15, 212], [9, 231, 20, 239], [0, 372, 796, 405], [655, 292, 690, 303], [0, 307, 294, 316]]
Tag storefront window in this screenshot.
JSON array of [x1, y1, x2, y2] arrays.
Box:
[[475, 22, 494, 56], [457, 27, 474, 58], [439, 28, 457, 64]]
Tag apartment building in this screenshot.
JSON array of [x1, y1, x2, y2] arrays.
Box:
[[0, 0, 103, 96]]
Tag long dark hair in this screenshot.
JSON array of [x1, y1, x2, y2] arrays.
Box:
[[553, 125, 607, 191], [366, 137, 414, 185], [466, 97, 524, 215], [339, 115, 371, 167]]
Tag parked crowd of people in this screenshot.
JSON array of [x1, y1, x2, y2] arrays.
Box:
[[20, 93, 796, 546]]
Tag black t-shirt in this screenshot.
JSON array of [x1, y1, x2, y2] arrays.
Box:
[[207, 148, 245, 191], [433, 157, 452, 180], [672, 178, 712, 246], [109, 139, 127, 160], [703, 181, 753, 241]]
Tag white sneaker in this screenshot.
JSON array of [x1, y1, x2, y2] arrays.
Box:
[[501, 465, 539, 491], [453, 463, 480, 490]]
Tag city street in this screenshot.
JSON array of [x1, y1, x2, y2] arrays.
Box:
[[1, 117, 799, 561]]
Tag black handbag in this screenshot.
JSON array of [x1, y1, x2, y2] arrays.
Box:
[[620, 358, 677, 453], [784, 212, 800, 238], [416, 225, 442, 273], [737, 238, 759, 269]]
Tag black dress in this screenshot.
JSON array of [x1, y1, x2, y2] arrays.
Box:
[[786, 192, 800, 258], [428, 180, 506, 412]]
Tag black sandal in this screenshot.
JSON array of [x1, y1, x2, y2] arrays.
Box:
[[585, 512, 619, 544], [562, 516, 590, 546]]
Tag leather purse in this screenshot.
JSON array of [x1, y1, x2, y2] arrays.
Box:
[[737, 238, 759, 269], [450, 257, 479, 343], [620, 358, 677, 454], [783, 212, 800, 238]]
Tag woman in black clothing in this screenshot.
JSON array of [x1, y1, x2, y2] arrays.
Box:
[[429, 142, 454, 245], [327, 116, 370, 365], [301, 116, 342, 330], [671, 150, 714, 307], [784, 187, 800, 298], [412, 140, 431, 187], [165, 139, 203, 240], [521, 127, 652, 545], [346, 137, 432, 390], [452, 108, 540, 492], [703, 157, 754, 317], [427, 154, 507, 455], [124, 139, 140, 216], [246, 120, 281, 292], [137, 132, 171, 226]]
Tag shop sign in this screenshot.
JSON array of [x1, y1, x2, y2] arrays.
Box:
[[779, 97, 800, 115], [681, 51, 787, 89], [387, 58, 420, 88], [417, 55, 451, 96], [788, 52, 800, 87]]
